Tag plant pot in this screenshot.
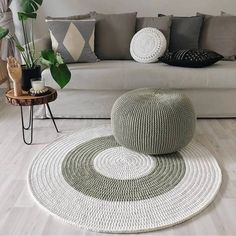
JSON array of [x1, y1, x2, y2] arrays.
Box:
[[21, 65, 41, 91]]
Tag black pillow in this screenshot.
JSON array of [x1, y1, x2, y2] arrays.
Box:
[[159, 14, 204, 52], [159, 49, 223, 68]]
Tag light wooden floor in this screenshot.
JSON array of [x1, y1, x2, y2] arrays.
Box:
[[0, 99, 236, 236]]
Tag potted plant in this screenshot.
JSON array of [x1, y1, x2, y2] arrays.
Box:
[[0, 0, 71, 90]]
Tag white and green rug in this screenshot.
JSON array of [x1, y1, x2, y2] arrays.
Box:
[[28, 125, 222, 233]]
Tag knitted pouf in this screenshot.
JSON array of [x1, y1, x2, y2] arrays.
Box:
[[111, 88, 196, 155]]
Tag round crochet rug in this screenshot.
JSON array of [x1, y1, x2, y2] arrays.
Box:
[[28, 125, 222, 233]]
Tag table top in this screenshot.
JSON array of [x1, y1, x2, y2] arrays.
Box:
[[5, 87, 57, 106]]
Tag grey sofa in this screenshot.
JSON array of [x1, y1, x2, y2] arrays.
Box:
[[34, 36, 236, 118]]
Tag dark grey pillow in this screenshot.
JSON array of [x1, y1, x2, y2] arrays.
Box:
[[197, 13, 236, 60], [136, 16, 172, 46], [159, 14, 203, 52], [46, 19, 97, 63], [170, 16, 203, 52], [90, 12, 137, 60]]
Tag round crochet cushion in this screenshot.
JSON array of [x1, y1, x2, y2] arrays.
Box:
[[130, 27, 167, 63], [111, 88, 196, 155]]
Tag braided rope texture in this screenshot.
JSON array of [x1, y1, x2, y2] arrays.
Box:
[[28, 126, 222, 233], [111, 88, 196, 155], [62, 136, 185, 201], [130, 27, 167, 63]]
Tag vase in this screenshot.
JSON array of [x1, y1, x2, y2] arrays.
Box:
[[21, 65, 41, 91]]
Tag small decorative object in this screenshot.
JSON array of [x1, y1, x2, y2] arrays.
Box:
[[6, 56, 22, 97], [31, 78, 45, 91], [130, 27, 167, 63], [159, 49, 223, 68], [111, 88, 196, 155], [29, 87, 50, 96]]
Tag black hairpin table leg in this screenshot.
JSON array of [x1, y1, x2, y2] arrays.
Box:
[[46, 103, 59, 133], [6, 87, 58, 145], [20, 105, 34, 145]]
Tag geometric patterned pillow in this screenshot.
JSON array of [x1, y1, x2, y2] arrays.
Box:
[[159, 49, 223, 68], [46, 19, 98, 63]]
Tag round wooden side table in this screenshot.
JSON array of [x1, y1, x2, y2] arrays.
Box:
[[5, 87, 59, 145]]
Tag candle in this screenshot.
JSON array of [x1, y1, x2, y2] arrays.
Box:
[[31, 79, 45, 91]]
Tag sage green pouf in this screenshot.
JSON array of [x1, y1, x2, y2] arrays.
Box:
[[111, 88, 196, 155]]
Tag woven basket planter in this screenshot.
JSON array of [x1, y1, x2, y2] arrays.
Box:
[[111, 88, 196, 155]]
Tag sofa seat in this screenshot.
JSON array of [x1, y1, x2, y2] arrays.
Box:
[[42, 60, 236, 90], [37, 60, 236, 118]]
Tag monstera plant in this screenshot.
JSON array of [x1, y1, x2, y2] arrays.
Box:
[[0, 0, 71, 89]]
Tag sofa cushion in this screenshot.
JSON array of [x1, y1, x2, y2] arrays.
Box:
[[42, 60, 236, 90], [46, 18, 97, 63], [46, 14, 90, 21], [198, 14, 236, 60], [90, 12, 137, 60], [170, 16, 203, 51], [159, 15, 203, 52], [130, 28, 167, 63], [136, 16, 172, 45], [159, 49, 223, 68]]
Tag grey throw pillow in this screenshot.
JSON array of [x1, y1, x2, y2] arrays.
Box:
[[46, 14, 90, 21], [46, 19, 97, 63], [198, 14, 236, 60], [90, 12, 137, 60], [136, 16, 172, 46], [169, 16, 203, 52]]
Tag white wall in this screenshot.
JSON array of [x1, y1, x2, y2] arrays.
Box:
[[11, 0, 236, 40], [40, 0, 236, 16], [10, 0, 22, 42]]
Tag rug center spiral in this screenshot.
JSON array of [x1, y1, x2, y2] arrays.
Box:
[[61, 135, 186, 201], [93, 147, 157, 180]]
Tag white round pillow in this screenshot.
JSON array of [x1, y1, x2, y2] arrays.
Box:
[[130, 27, 167, 63]]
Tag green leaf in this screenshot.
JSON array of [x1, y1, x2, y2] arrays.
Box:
[[40, 57, 51, 67], [50, 64, 71, 89], [40, 49, 71, 88], [18, 12, 37, 21], [41, 49, 56, 65], [21, 0, 43, 13], [0, 27, 9, 39], [16, 44, 25, 52]]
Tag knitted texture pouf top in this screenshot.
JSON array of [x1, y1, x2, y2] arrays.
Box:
[[111, 88, 196, 155]]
